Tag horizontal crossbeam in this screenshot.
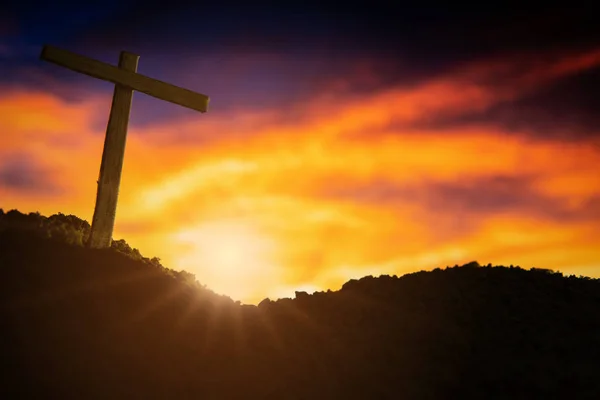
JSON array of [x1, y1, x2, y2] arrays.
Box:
[[41, 45, 209, 113]]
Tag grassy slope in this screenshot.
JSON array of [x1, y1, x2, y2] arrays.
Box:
[[1, 210, 599, 399]]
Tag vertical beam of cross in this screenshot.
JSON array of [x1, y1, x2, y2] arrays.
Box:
[[87, 52, 139, 249], [40, 45, 209, 249]]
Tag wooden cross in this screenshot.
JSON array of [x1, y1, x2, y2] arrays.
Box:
[[40, 45, 210, 249]]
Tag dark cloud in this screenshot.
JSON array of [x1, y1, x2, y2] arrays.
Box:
[[6, 2, 600, 76], [3, 1, 600, 134], [60, 2, 600, 114], [323, 175, 600, 225], [67, 2, 600, 59], [407, 67, 600, 141], [0, 155, 63, 196]]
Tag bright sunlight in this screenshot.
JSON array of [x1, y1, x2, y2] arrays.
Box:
[[170, 219, 280, 302]]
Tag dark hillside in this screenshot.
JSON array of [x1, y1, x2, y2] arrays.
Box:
[[1, 209, 599, 399]]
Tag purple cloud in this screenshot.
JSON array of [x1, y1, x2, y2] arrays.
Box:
[[0, 155, 63, 196], [323, 175, 600, 225]]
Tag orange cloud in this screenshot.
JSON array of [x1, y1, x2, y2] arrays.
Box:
[[1, 47, 599, 304]]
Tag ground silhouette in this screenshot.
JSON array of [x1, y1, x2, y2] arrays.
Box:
[[1, 209, 599, 399]]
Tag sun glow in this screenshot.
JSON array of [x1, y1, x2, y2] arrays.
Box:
[[170, 220, 280, 301]]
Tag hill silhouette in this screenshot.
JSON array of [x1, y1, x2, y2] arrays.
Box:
[[1, 209, 599, 399]]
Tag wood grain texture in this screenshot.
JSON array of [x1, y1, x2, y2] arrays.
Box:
[[87, 52, 139, 249], [41, 45, 209, 112]]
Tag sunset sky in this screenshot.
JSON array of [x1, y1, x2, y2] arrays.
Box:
[[1, 1, 599, 303]]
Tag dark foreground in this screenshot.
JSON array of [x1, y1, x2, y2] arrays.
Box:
[[1, 213, 599, 399]]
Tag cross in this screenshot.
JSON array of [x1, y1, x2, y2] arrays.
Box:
[[40, 45, 210, 249]]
